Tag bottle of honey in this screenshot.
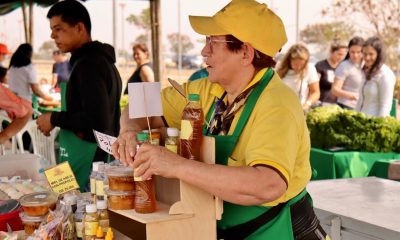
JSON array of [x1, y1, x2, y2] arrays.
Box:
[[180, 93, 204, 161], [134, 133, 157, 214]]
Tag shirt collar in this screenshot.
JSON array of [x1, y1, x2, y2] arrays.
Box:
[[209, 68, 269, 98]]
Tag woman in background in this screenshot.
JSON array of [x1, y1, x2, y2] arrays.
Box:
[[316, 41, 348, 103], [356, 37, 396, 117], [276, 43, 320, 111], [124, 43, 154, 94], [8, 43, 52, 102], [331, 37, 364, 109], [0, 68, 32, 144]]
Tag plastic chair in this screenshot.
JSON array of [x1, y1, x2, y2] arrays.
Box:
[[15, 120, 60, 166]]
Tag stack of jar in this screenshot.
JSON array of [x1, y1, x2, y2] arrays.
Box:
[[19, 191, 58, 235], [105, 166, 135, 210]]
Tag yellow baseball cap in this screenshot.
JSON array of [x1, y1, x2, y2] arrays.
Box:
[[189, 0, 287, 57]]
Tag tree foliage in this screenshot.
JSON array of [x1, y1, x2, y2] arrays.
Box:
[[126, 8, 151, 30], [300, 21, 355, 52], [126, 8, 151, 50], [321, 0, 400, 71], [167, 33, 194, 60]]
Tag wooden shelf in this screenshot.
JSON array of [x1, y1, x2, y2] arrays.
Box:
[[109, 201, 194, 224], [109, 136, 218, 240]]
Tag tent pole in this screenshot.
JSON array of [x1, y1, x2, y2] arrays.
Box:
[[150, 0, 163, 82], [29, 0, 33, 46], [21, 0, 29, 43]]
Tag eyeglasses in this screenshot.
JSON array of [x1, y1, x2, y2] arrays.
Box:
[[205, 36, 261, 58], [205, 36, 234, 52]]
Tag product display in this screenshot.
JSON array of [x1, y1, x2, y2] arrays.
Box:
[[106, 190, 135, 210], [97, 200, 109, 233], [106, 166, 135, 191], [20, 213, 43, 235], [84, 204, 99, 239], [180, 93, 204, 161], [165, 128, 179, 153], [134, 177, 157, 214], [19, 191, 58, 216]]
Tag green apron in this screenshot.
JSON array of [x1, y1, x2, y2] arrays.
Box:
[[204, 68, 306, 239], [58, 83, 97, 192]]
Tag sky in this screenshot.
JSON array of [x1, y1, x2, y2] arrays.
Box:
[[0, 0, 333, 56]]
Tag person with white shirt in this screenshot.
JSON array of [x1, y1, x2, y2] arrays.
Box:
[[332, 36, 365, 109], [356, 37, 396, 117], [7, 43, 52, 102], [276, 43, 320, 111]]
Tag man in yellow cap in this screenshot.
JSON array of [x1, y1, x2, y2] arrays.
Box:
[[112, 0, 329, 239]]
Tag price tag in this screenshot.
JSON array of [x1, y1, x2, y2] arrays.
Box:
[[93, 130, 117, 154], [44, 162, 79, 194]]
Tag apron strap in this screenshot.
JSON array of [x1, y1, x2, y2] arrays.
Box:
[[231, 68, 274, 137]]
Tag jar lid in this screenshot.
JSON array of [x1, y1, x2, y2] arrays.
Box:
[[96, 200, 107, 210], [167, 128, 179, 137], [92, 162, 104, 172], [188, 93, 200, 101], [20, 212, 44, 223], [136, 133, 149, 141], [19, 191, 58, 207], [106, 166, 134, 177], [105, 189, 135, 196], [86, 204, 97, 213]]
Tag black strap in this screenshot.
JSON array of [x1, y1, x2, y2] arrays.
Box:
[[217, 202, 286, 240]]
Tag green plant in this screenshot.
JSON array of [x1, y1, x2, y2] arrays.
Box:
[[306, 106, 400, 152]]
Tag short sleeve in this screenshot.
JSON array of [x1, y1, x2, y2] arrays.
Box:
[[307, 63, 319, 85], [334, 61, 347, 81]]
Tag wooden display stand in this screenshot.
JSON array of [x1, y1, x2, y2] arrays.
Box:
[[109, 136, 221, 240]]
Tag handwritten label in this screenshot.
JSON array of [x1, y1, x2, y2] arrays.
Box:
[[93, 130, 117, 154], [44, 162, 79, 194]]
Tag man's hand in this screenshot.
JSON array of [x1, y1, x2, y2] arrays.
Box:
[[112, 130, 138, 166], [36, 113, 54, 136], [133, 144, 183, 180]]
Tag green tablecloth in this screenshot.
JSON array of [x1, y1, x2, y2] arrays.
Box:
[[310, 147, 400, 180]]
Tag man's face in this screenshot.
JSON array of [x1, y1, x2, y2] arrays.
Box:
[[0, 53, 5, 62], [201, 35, 241, 86], [49, 16, 82, 53]]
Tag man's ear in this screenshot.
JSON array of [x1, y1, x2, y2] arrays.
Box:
[[76, 22, 87, 34], [241, 43, 255, 66]]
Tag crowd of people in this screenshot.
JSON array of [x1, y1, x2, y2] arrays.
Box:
[[277, 37, 396, 117], [0, 0, 398, 238]]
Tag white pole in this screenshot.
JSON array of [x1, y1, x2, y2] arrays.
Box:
[[177, 0, 182, 76], [296, 0, 300, 43], [112, 0, 117, 53]]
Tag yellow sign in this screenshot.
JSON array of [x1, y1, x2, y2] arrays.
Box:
[[44, 162, 79, 194]]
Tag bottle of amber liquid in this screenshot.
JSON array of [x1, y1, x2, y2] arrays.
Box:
[[134, 133, 157, 214], [180, 93, 204, 161], [84, 204, 99, 240], [165, 128, 179, 154]]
